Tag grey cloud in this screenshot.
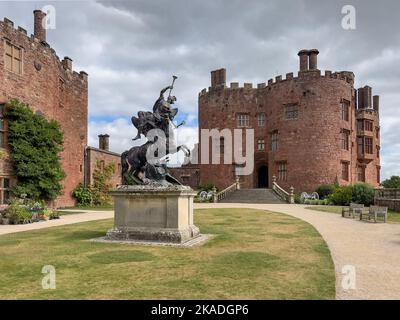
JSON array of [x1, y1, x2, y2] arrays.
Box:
[[1, 0, 399, 178]]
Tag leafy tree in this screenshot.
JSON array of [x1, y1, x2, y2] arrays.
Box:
[[381, 176, 400, 189], [5, 99, 65, 201]]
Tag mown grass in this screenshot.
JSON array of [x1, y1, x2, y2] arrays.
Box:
[[0, 208, 335, 299], [305, 205, 400, 223]]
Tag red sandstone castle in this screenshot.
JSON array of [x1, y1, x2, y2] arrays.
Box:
[[0, 11, 120, 207], [173, 49, 381, 194]]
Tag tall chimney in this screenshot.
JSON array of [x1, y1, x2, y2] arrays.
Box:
[[373, 95, 380, 113], [98, 134, 110, 151], [357, 88, 364, 109], [308, 49, 319, 70], [211, 68, 226, 87], [298, 50, 309, 72], [33, 10, 46, 43], [363, 86, 372, 109]]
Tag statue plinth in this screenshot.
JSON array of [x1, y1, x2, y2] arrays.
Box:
[[106, 185, 200, 243]]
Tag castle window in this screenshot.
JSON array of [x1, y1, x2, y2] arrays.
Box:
[[377, 146, 380, 158], [357, 137, 364, 157], [219, 137, 225, 153], [257, 139, 265, 151], [5, 41, 22, 74], [237, 114, 250, 127], [341, 129, 350, 150], [341, 100, 350, 121], [357, 120, 363, 131], [257, 113, 265, 126], [0, 177, 12, 205], [285, 105, 298, 120], [365, 137, 373, 154], [376, 127, 380, 139], [0, 104, 6, 148], [271, 130, 279, 151], [341, 161, 349, 181], [357, 165, 365, 182], [365, 120, 373, 131], [277, 162, 287, 181]]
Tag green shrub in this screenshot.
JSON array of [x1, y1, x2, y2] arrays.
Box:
[[3, 201, 32, 224], [351, 183, 374, 206], [294, 194, 302, 204], [328, 185, 353, 206], [72, 183, 92, 206], [315, 184, 337, 200], [197, 183, 217, 193]]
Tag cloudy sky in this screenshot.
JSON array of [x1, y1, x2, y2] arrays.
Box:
[[1, 0, 399, 179]]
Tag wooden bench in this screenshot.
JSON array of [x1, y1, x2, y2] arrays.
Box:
[[342, 203, 364, 219], [360, 206, 388, 223]]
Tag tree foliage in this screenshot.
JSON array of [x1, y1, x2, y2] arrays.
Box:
[[381, 176, 400, 189], [5, 99, 65, 201]]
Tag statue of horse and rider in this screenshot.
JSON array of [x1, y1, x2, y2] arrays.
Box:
[[121, 76, 191, 186]]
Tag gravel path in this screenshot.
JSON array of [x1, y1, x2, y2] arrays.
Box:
[[1, 204, 399, 299], [196, 203, 400, 300], [0, 210, 113, 236]]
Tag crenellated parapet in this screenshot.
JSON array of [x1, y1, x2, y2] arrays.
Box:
[[0, 13, 88, 85]]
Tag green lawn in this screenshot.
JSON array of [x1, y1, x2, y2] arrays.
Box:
[[305, 206, 400, 223], [0, 208, 335, 299]]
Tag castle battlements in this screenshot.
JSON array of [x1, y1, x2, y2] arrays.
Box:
[[1, 13, 88, 84], [199, 50, 358, 97]]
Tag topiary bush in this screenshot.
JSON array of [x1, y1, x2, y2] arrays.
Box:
[[315, 184, 337, 200], [351, 183, 374, 206]]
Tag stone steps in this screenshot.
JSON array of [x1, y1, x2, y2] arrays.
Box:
[[219, 188, 286, 204]]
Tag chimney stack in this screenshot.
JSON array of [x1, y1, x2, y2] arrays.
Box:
[[308, 49, 319, 70], [357, 88, 364, 109], [298, 50, 309, 72], [363, 86, 372, 109], [373, 95, 380, 113], [211, 68, 226, 87], [98, 134, 110, 151], [33, 10, 46, 43]]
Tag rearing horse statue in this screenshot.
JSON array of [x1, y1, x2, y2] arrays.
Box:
[[121, 77, 191, 186]]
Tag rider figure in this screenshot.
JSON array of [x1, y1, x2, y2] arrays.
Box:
[[132, 85, 177, 141]]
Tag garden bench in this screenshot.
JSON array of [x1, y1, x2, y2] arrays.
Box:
[[342, 203, 364, 219], [360, 206, 388, 223]]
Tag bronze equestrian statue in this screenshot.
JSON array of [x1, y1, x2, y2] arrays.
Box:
[[122, 76, 190, 186]]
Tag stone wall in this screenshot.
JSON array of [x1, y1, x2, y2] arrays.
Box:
[[85, 147, 121, 189]]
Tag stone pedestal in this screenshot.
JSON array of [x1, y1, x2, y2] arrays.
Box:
[[106, 185, 200, 244]]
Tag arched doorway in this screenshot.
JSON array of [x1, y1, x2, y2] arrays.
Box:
[[257, 166, 268, 188]]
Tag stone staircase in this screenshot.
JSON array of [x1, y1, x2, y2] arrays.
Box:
[[219, 188, 286, 204]]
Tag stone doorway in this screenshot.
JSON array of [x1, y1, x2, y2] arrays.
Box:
[[257, 166, 268, 188]]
